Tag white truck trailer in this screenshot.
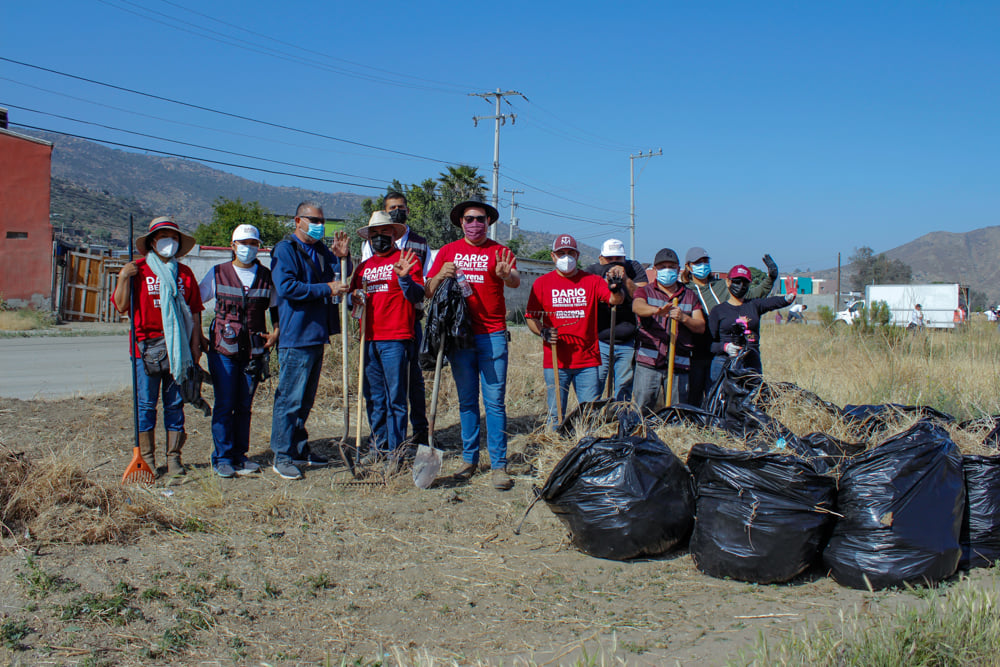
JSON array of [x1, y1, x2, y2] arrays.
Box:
[[835, 284, 960, 329]]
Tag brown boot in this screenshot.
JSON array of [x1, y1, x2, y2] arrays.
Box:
[[165, 431, 186, 476], [137, 430, 156, 475]]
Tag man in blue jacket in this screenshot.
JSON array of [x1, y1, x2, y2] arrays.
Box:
[[269, 201, 352, 480]]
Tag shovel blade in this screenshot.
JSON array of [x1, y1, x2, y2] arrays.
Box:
[[412, 444, 443, 489]]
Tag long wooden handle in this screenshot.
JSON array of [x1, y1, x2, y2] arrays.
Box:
[[665, 297, 679, 407], [551, 337, 562, 426], [354, 300, 366, 452], [341, 270, 351, 441], [427, 343, 445, 449], [604, 304, 617, 399]]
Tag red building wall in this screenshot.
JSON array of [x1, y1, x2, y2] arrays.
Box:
[[0, 130, 53, 307]]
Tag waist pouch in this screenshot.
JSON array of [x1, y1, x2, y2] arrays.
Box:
[[139, 336, 170, 378]]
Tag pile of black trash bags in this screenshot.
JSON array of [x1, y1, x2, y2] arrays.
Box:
[[538, 362, 1000, 590]]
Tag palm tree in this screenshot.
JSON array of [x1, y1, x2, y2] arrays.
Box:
[[438, 165, 487, 202]]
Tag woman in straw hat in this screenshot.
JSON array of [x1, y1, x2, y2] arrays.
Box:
[[113, 216, 204, 477]]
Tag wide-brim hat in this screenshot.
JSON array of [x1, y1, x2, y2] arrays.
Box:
[[449, 198, 500, 227], [135, 216, 196, 257], [357, 210, 406, 240]]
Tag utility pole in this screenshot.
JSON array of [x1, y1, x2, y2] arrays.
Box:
[[836, 252, 842, 308], [503, 189, 523, 241], [629, 149, 662, 258], [471, 89, 527, 239]]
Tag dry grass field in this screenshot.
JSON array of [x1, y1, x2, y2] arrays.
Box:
[[2, 321, 1000, 665]]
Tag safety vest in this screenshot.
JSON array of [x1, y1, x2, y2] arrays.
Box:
[[211, 261, 273, 360]]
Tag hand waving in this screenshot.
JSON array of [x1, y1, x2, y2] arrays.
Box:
[[495, 248, 515, 280], [393, 248, 419, 277], [330, 231, 351, 258]]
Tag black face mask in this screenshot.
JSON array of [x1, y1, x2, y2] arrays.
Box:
[[371, 233, 394, 254], [388, 208, 407, 225], [728, 280, 750, 299]]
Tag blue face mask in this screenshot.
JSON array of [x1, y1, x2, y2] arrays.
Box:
[[235, 244, 258, 264], [306, 222, 325, 240], [691, 263, 711, 280], [657, 268, 678, 286]]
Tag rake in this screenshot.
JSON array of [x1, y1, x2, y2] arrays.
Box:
[[123, 213, 155, 485]]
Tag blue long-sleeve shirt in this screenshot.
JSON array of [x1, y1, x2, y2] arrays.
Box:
[[271, 234, 352, 348]]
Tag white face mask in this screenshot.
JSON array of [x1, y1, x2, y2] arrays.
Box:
[[155, 237, 179, 259], [555, 255, 577, 273], [235, 244, 258, 264]]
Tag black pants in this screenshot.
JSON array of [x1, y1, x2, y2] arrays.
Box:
[[687, 355, 713, 409]]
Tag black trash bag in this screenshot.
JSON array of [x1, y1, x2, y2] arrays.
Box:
[[841, 404, 955, 427], [652, 404, 727, 430], [960, 455, 1000, 570], [540, 430, 695, 560], [823, 422, 964, 590], [558, 400, 644, 437], [687, 443, 837, 584], [180, 365, 211, 417], [419, 277, 474, 370], [796, 432, 866, 476]]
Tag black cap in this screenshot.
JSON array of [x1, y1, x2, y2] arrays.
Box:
[[653, 248, 679, 266], [449, 197, 500, 227]]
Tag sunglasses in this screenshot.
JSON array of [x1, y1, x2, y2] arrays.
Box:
[[298, 215, 325, 224], [462, 215, 488, 224]]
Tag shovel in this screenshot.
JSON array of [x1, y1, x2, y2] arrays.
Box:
[[412, 342, 445, 489], [665, 297, 679, 407], [336, 267, 355, 475], [551, 335, 563, 428]]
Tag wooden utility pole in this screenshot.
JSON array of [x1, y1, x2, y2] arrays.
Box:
[[471, 89, 527, 240], [629, 149, 662, 258]]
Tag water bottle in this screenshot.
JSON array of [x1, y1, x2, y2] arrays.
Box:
[[351, 284, 366, 320], [331, 271, 341, 304], [455, 269, 473, 298]]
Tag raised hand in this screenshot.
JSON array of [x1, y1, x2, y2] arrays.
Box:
[[393, 248, 419, 277], [495, 248, 515, 280], [330, 231, 351, 258]]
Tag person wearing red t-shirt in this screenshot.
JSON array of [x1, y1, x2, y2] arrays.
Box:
[[351, 211, 425, 462], [526, 234, 624, 425], [426, 198, 520, 490], [112, 217, 204, 477]]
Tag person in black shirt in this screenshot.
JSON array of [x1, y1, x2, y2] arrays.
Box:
[[585, 239, 648, 400], [709, 264, 795, 381]]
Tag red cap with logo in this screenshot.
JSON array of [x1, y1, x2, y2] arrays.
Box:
[[552, 234, 578, 252], [728, 264, 752, 281]]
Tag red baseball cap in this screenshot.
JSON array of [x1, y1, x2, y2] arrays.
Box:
[[728, 265, 752, 281], [552, 234, 578, 252]]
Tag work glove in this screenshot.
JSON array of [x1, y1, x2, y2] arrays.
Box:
[[724, 343, 742, 357], [762, 254, 779, 281], [540, 327, 558, 344], [785, 292, 797, 303]]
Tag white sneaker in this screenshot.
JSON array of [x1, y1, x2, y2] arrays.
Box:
[[236, 460, 261, 475]]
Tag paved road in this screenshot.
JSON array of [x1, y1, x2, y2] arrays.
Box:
[[0, 335, 131, 399]]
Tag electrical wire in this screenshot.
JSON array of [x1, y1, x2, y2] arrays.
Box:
[[11, 122, 387, 191], [518, 203, 629, 228], [3, 103, 388, 184], [0, 56, 455, 164]]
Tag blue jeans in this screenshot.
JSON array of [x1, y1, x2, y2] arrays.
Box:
[[363, 340, 410, 453], [448, 332, 509, 469], [409, 322, 428, 434], [270, 345, 324, 465], [207, 350, 259, 467], [134, 361, 184, 433], [596, 340, 635, 401], [544, 365, 601, 425], [632, 363, 690, 410]]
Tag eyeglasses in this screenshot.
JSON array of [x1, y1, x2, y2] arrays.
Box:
[[298, 215, 325, 224], [462, 215, 488, 224]]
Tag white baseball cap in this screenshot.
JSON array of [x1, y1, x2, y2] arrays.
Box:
[[232, 224, 261, 243], [601, 239, 626, 257]]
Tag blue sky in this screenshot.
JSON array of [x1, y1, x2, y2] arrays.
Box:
[[3, 1, 998, 273]]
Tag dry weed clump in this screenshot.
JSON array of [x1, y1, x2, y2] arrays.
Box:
[[0, 444, 182, 545]]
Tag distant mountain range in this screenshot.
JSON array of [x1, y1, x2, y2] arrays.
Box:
[[805, 227, 1000, 306], [30, 129, 601, 262]]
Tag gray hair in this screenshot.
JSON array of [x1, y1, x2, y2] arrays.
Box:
[[295, 200, 323, 217]]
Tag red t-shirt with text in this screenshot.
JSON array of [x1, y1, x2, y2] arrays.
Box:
[[111, 257, 204, 357], [351, 250, 424, 341], [428, 238, 515, 335], [526, 270, 613, 369]]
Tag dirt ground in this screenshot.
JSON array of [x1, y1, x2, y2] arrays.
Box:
[[0, 349, 986, 666]]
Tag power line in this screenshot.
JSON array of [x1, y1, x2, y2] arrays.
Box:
[[3, 103, 390, 184], [0, 56, 455, 164], [518, 203, 629, 228], [11, 122, 387, 191], [500, 171, 628, 215]]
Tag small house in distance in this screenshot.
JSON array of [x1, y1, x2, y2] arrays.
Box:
[[0, 110, 54, 309]]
